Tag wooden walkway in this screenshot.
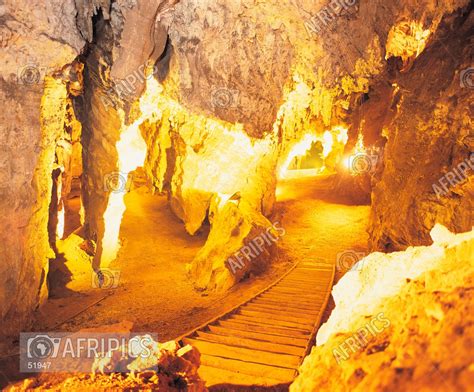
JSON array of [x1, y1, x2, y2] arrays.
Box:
[[179, 261, 335, 387]]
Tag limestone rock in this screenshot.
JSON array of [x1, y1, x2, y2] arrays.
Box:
[[368, 10, 473, 251], [187, 197, 280, 291], [291, 226, 474, 391]]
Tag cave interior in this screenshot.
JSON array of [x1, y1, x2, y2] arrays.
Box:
[[0, 0, 473, 391]]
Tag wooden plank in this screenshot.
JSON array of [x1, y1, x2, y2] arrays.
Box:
[[294, 267, 334, 273], [218, 320, 310, 338], [286, 270, 333, 276], [207, 325, 307, 347], [199, 355, 296, 382], [229, 314, 313, 331], [302, 264, 336, 358], [258, 293, 323, 306], [266, 288, 328, 297], [263, 289, 324, 298], [238, 309, 314, 325], [175, 260, 336, 387], [282, 275, 332, 282], [252, 298, 322, 312], [276, 280, 323, 287], [184, 338, 301, 368], [195, 331, 305, 356], [244, 303, 319, 316], [283, 277, 331, 284], [198, 364, 285, 387], [283, 276, 332, 283], [269, 287, 328, 296], [249, 298, 320, 310]]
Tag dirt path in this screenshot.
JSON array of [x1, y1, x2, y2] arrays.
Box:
[[38, 175, 369, 341], [277, 175, 370, 282], [0, 175, 371, 389], [45, 186, 290, 341]]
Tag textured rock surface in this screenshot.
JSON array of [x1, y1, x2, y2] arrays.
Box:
[[1, 0, 472, 346], [368, 9, 474, 251], [291, 225, 474, 391], [6, 323, 206, 392], [0, 0, 87, 344], [188, 197, 279, 290]]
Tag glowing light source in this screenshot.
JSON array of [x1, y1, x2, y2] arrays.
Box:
[[385, 21, 431, 65], [57, 201, 65, 239], [342, 132, 366, 170], [334, 126, 349, 145], [279, 126, 349, 179], [100, 73, 160, 266], [278, 133, 318, 178], [321, 131, 333, 158]]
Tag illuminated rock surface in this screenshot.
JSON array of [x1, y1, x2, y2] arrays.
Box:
[[0, 0, 472, 371], [291, 225, 474, 391]]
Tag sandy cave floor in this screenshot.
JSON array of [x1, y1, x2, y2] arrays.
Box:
[[36, 174, 369, 350]]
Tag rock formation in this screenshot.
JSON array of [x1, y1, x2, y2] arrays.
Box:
[[0, 0, 472, 353], [291, 225, 474, 391]]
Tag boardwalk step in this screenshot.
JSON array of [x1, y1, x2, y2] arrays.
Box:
[[194, 331, 305, 356], [184, 338, 301, 368], [243, 303, 319, 317], [199, 355, 296, 382], [238, 309, 315, 325], [198, 365, 286, 386], [228, 314, 313, 331], [218, 319, 310, 338], [207, 325, 307, 347], [179, 261, 335, 388]]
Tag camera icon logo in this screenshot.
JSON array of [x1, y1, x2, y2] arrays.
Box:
[[348, 152, 379, 175], [460, 67, 474, 89], [92, 268, 121, 289], [104, 172, 132, 194], [211, 87, 240, 109], [336, 250, 367, 272], [17, 65, 45, 85], [27, 335, 61, 359]]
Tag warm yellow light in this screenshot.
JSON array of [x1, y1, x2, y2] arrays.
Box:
[[100, 73, 158, 266], [334, 126, 349, 145], [101, 192, 127, 265], [355, 132, 366, 152], [342, 132, 367, 172], [278, 133, 318, 178], [57, 201, 65, 239], [386, 21, 431, 63], [321, 131, 333, 158]]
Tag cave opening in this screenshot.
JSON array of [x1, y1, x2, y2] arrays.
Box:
[[0, 1, 473, 391]]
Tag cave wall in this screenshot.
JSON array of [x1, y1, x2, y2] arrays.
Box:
[[0, 0, 85, 344], [148, 0, 472, 285], [368, 9, 474, 250], [76, 0, 472, 290], [0, 0, 472, 342], [291, 226, 474, 391]]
